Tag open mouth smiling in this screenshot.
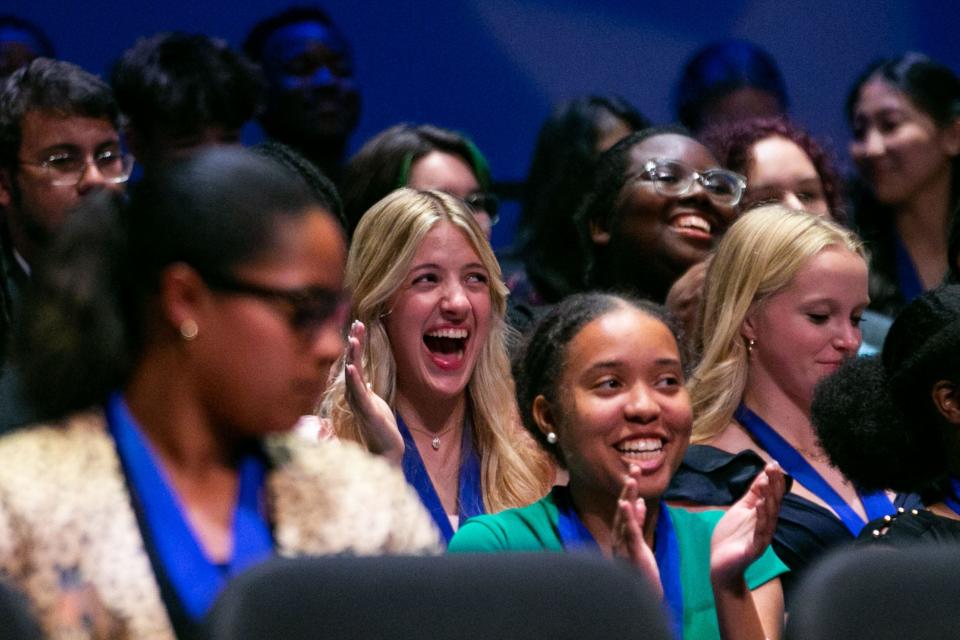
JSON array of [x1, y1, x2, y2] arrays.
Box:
[[669, 212, 716, 242], [423, 327, 470, 370], [615, 437, 665, 460], [614, 435, 672, 474]]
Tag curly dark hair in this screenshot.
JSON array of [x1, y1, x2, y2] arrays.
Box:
[[111, 32, 263, 147], [813, 285, 960, 493], [702, 116, 846, 223], [513, 292, 682, 466]]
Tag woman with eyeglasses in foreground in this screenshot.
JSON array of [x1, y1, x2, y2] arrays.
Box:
[[449, 292, 787, 640], [578, 126, 744, 304], [666, 206, 915, 603], [320, 188, 552, 546], [0, 149, 439, 639]]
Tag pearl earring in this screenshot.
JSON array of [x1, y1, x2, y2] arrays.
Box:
[[180, 319, 199, 341], [546, 432, 558, 445]]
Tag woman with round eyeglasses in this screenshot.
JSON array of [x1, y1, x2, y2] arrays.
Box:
[[667, 115, 856, 351], [341, 123, 500, 239], [320, 188, 552, 545], [0, 148, 440, 639], [579, 125, 744, 304], [666, 206, 917, 605]]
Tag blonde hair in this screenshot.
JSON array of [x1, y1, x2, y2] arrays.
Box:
[[320, 188, 551, 511], [691, 205, 866, 443]]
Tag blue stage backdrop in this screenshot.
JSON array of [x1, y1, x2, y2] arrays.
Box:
[[7, 0, 957, 248]]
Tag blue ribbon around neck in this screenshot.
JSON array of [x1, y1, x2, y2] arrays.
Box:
[[554, 486, 684, 639], [106, 392, 273, 620], [396, 412, 484, 544], [735, 403, 895, 536]]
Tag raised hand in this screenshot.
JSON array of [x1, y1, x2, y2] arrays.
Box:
[[611, 465, 663, 598], [709, 461, 785, 587], [344, 320, 404, 464]]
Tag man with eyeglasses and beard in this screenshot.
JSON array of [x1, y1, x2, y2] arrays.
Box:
[[0, 57, 132, 431]]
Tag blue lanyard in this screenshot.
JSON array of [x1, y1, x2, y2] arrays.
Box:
[[396, 413, 484, 544], [106, 393, 273, 620], [735, 403, 895, 535], [944, 477, 960, 517], [554, 486, 684, 639]]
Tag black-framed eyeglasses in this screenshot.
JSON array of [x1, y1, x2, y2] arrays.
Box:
[[203, 273, 347, 338], [19, 149, 135, 187], [640, 159, 746, 207], [464, 191, 500, 225]]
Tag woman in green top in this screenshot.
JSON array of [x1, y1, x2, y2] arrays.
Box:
[[449, 292, 787, 639]]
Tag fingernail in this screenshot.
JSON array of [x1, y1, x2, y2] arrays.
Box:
[[629, 464, 639, 474]]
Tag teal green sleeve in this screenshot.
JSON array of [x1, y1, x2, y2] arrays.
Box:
[[669, 506, 788, 640], [744, 535, 788, 590], [448, 515, 512, 552], [448, 492, 564, 553]]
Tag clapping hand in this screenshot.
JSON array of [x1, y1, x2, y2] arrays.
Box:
[[709, 462, 785, 587], [611, 464, 664, 598], [344, 320, 404, 464]]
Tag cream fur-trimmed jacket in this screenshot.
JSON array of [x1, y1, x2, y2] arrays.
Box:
[[0, 411, 441, 639]]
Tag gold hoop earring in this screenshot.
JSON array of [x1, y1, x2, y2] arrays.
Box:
[[180, 319, 199, 341]]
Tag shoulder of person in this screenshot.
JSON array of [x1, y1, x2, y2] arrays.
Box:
[[0, 410, 115, 484], [704, 420, 769, 460], [450, 493, 559, 553], [265, 434, 443, 556]]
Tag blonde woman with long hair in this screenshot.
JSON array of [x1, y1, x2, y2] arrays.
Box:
[[666, 205, 916, 600], [320, 188, 551, 543]]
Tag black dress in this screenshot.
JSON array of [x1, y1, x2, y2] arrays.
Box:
[[665, 444, 922, 606], [858, 507, 960, 546]]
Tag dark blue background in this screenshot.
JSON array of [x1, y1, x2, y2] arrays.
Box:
[[9, 1, 957, 247]]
